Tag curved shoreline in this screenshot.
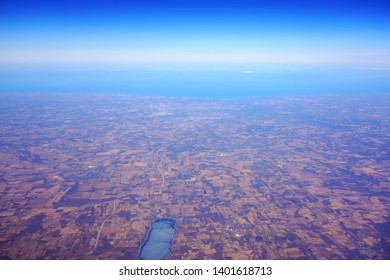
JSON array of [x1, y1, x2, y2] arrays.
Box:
[[138, 219, 176, 260]]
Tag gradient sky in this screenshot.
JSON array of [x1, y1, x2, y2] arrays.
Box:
[[1, 0, 389, 70]]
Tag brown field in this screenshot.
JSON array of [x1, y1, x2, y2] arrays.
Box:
[[0, 93, 389, 259]]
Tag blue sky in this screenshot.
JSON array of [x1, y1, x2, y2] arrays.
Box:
[[1, 0, 389, 97], [1, 0, 389, 70]]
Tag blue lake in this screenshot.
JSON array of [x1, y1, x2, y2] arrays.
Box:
[[1, 68, 389, 99], [138, 219, 176, 260]]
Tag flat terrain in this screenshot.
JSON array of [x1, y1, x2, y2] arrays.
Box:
[[0, 93, 389, 259]]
